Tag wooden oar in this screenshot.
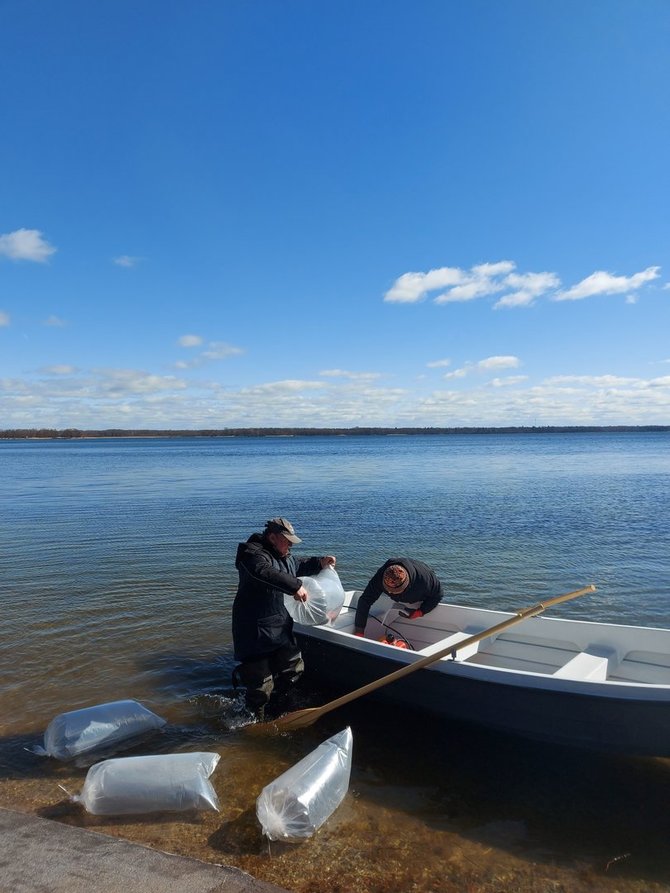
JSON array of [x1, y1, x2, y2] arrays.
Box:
[[246, 584, 596, 735]]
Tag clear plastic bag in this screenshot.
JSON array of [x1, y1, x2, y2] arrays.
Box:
[[256, 727, 353, 841], [69, 751, 220, 815], [284, 566, 346, 626], [284, 576, 329, 625], [313, 566, 346, 622], [34, 699, 167, 760]]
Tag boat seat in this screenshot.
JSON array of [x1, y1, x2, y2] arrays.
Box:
[[419, 630, 481, 662], [553, 650, 612, 681]]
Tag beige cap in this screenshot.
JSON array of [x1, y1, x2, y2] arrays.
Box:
[[265, 517, 302, 544]]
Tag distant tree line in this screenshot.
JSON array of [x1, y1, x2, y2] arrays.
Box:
[[1, 425, 669, 440]]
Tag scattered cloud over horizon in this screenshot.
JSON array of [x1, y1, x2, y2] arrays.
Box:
[[178, 334, 204, 348], [2, 362, 669, 429], [41, 364, 77, 375], [113, 255, 143, 268], [0, 229, 56, 263], [384, 262, 661, 309], [319, 369, 382, 381], [444, 355, 521, 380], [43, 315, 67, 327], [175, 338, 244, 368]]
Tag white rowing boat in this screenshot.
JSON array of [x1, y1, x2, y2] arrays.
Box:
[[294, 589, 670, 756]]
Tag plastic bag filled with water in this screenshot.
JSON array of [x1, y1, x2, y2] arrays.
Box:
[[284, 566, 346, 626], [256, 727, 353, 841], [70, 751, 220, 815], [312, 565, 346, 622], [34, 699, 167, 760]]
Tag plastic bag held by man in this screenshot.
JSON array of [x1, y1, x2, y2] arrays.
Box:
[[70, 752, 220, 815], [256, 727, 353, 841], [35, 699, 167, 760], [284, 566, 346, 626]]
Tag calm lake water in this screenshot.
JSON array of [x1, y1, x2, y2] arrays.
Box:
[[2, 432, 670, 893]]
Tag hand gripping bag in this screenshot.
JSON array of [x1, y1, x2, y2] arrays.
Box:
[[284, 566, 346, 626], [35, 699, 167, 760], [256, 727, 353, 841], [70, 751, 220, 815]]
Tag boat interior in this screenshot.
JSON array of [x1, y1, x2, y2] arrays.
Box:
[[324, 593, 670, 686]]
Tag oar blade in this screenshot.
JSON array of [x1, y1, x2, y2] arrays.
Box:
[[243, 706, 323, 736]]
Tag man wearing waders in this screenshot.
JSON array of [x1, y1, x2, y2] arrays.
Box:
[[232, 517, 336, 720]]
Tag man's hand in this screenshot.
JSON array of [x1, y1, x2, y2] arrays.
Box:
[[293, 585, 308, 602], [320, 555, 336, 568]]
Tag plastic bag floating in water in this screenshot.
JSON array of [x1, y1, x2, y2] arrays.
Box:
[[284, 566, 346, 626], [256, 727, 353, 841], [34, 699, 167, 760], [70, 751, 220, 815]]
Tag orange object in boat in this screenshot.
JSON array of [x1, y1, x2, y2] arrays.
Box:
[[380, 633, 409, 649]]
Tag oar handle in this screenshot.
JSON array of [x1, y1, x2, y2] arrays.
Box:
[[318, 584, 596, 715]]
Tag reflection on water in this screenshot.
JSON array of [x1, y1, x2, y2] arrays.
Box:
[[2, 433, 670, 891]]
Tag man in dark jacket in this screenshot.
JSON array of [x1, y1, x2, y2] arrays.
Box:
[[353, 558, 443, 636], [233, 517, 336, 718]]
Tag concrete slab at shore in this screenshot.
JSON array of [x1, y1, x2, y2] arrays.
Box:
[[0, 808, 288, 893]]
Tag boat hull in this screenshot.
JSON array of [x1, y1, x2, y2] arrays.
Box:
[[296, 632, 670, 757]]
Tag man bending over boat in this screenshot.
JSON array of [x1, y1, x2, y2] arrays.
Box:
[[232, 517, 336, 720], [354, 559, 442, 637]]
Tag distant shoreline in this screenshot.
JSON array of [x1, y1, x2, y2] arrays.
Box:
[[1, 425, 669, 440]]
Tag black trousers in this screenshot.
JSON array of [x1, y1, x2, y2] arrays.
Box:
[[235, 645, 304, 714]]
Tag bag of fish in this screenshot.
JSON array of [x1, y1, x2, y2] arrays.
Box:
[[34, 699, 167, 760], [314, 565, 346, 622], [69, 751, 220, 815], [256, 727, 353, 841], [285, 566, 346, 626]]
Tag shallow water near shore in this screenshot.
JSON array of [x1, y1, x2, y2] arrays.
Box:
[[2, 432, 670, 891]]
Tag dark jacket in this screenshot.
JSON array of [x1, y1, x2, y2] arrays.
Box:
[[354, 557, 443, 632], [232, 533, 323, 661]]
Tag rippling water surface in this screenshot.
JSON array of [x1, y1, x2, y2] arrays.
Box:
[[2, 432, 670, 892]]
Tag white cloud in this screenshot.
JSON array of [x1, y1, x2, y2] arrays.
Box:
[[426, 358, 452, 369], [43, 315, 67, 327], [385, 260, 554, 307], [2, 361, 670, 429], [42, 365, 77, 375], [95, 369, 188, 394], [113, 255, 142, 268], [175, 338, 244, 368], [435, 261, 516, 304], [178, 334, 204, 348], [384, 267, 465, 303], [0, 229, 56, 262], [554, 266, 660, 301], [385, 261, 662, 309], [489, 376, 529, 387], [477, 355, 520, 371], [495, 272, 561, 309], [544, 374, 641, 387], [239, 379, 326, 394], [201, 342, 244, 360], [319, 369, 382, 381], [444, 367, 469, 380], [0, 311, 10, 327], [445, 355, 520, 380]]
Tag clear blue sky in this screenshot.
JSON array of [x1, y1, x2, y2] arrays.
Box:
[[1, 0, 669, 428]]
